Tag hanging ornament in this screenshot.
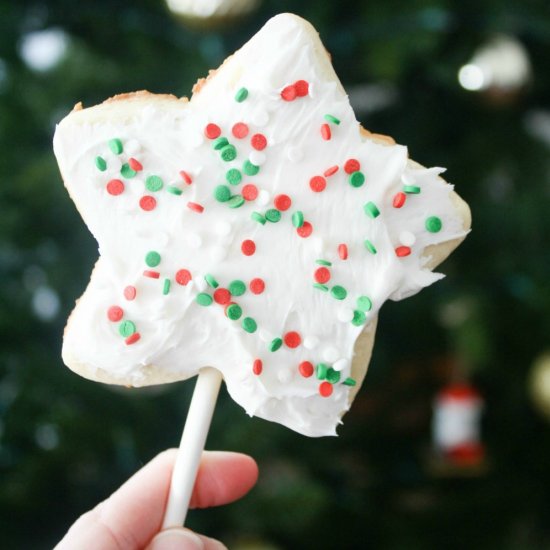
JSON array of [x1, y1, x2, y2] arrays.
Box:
[[457, 34, 532, 105], [528, 352, 550, 422], [165, 0, 261, 29], [431, 382, 486, 474]]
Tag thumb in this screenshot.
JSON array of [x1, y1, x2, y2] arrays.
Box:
[[146, 527, 227, 550]]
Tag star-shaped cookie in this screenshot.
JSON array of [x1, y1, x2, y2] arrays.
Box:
[[54, 13, 470, 436]]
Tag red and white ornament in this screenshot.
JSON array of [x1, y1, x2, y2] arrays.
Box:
[[432, 383, 484, 465]]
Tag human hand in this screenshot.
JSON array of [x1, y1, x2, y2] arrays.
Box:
[[55, 449, 258, 549]]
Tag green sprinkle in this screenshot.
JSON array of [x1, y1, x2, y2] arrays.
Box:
[[119, 320, 136, 337], [426, 216, 442, 233], [145, 251, 161, 267], [316, 363, 329, 380], [349, 171, 365, 188], [196, 293, 213, 306], [356, 296, 373, 312], [226, 168, 242, 185], [243, 160, 260, 176], [316, 259, 332, 266], [251, 212, 266, 225], [220, 144, 237, 162], [228, 280, 246, 296], [163, 278, 171, 295], [146, 175, 164, 192], [326, 367, 341, 384], [364, 201, 380, 218], [343, 377, 357, 386], [226, 303, 242, 320], [403, 185, 421, 194], [242, 317, 257, 333], [265, 209, 281, 223], [214, 185, 232, 202], [364, 239, 377, 254], [204, 274, 219, 288], [351, 310, 367, 326], [213, 137, 229, 150], [108, 138, 123, 155], [324, 114, 341, 125], [235, 87, 249, 102], [331, 285, 347, 300], [120, 163, 137, 179], [269, 337, 283, 352], [292, 211, 304, 228], [227, 195, 245, 208], [95, 156, 107, 171], [166, 185, 183, 195], [313, 283, 329, 292]]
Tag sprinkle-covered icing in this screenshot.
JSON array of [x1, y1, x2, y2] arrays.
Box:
[[53, 14, 468, 437]]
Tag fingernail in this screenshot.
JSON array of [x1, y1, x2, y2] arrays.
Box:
[[148, 528, 204, 550]]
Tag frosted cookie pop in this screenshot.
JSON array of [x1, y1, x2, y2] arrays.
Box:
[[54, 12, 470, 526]]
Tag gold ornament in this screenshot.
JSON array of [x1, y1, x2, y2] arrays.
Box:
[[528, 352, 550, 421]]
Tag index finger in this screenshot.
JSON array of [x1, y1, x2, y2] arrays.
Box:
[[55, 449, 258, 550]]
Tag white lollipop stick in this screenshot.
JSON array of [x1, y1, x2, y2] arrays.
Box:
[[162, 367, 223, 528]]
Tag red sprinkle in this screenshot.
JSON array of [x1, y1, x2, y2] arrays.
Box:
[[241, 239, 256, 256], [314, 267, 331, 284], [284, 331, 301, 348], [125, 332, 141, 345], [175, 269, 192, 285], [124, 286, 137, 301], [128, 158, 143, 171], [253, 359, 263, 375], [344, 159, 361, 174], [324, 165, 339, 177], [249, 278, 265, 294], [139, 195, 157, 211], [319, 381, 333, 397], [143, 270, 161, 279], [299, 361, 314, 378], [187, 202, 204, 213], [213, 288, 231, 305], [204, 123, 221, 139], [251, 133, 267, 151], [107, 305, 123, 322], [294, 79, 309, 97], [321, 123, 331, 141], [274, 194, 291, 211], [309, 175, 327, 193], [107, 179, 124, 196], [232, 122, 249, 139], [395, 246, 412, 257], [393, 192, 406, 208], [242, 184, 258, 201], [297, 221, 313, 238], [338, 244, 348, 260], [281, 85, 297, 101], [180, 170, 193, 185]]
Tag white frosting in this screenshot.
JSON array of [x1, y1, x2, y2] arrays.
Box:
[[53, 14, 468, 437]]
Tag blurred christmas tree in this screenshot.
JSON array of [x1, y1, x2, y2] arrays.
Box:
[[1, 1, 549, 548]]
